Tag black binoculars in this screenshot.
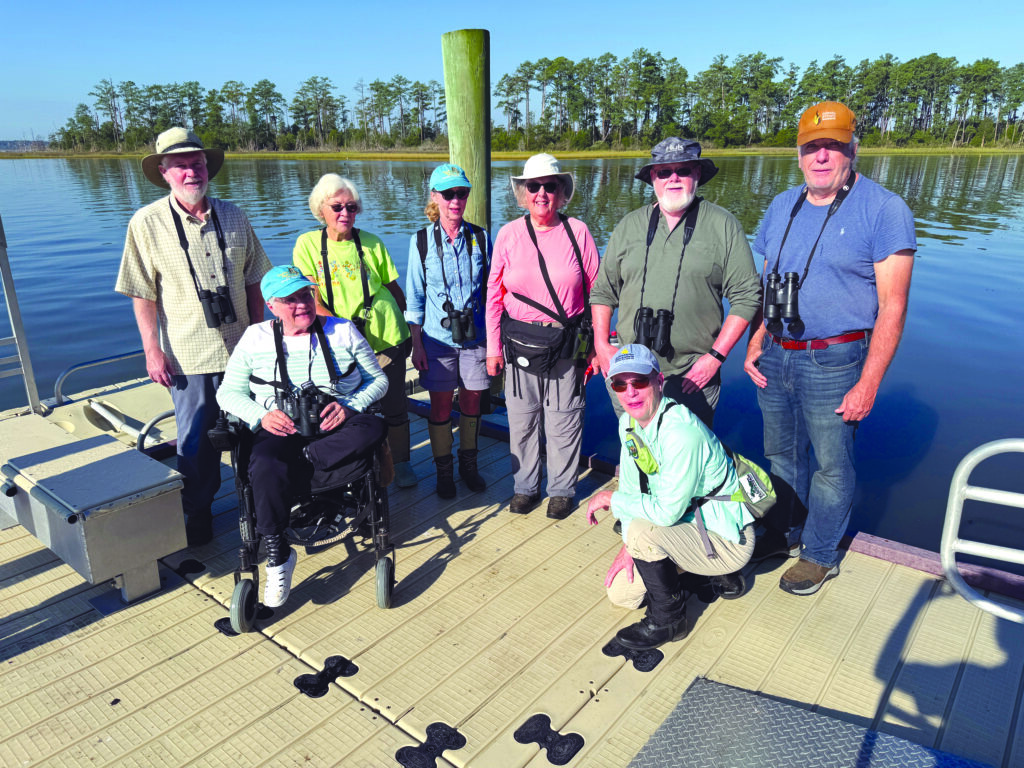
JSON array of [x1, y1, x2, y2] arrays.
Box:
[[764, 271, 800, 325], [199, 286, 237, 329], [633, 306, 673, 357], [441, 299, 477, 345], [277, 381, 334, 438]]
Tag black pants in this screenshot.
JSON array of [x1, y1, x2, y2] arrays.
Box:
[[249, 413, 386, 536]]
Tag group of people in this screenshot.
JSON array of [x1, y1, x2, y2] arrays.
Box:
[[116, 99, 915, 636]]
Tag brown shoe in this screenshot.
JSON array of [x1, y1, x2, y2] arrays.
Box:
[[545, 496, 575, 520], [780, 558, 839, 596], [510, 493, 540, 515]]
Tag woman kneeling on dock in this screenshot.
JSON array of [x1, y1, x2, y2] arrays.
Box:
[[586, 345, 754, 650], [216, 266, 388, 608], [405, 164, 491, 499]]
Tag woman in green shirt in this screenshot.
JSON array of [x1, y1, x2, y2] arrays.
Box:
[[294, 174, 416, 488]]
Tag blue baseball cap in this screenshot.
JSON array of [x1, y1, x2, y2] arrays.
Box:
[[607, 344, 661, 378], [260, 265, 315, 300], [429, 163, 472, 191]]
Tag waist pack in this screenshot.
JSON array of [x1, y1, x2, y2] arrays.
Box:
[[706, 448, 777, 519], [500, 312, 580, 374]]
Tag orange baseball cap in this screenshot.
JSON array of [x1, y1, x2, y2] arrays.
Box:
[[797, 101, 857, 145]]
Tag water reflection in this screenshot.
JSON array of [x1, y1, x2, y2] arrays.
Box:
[[2, 155, 1022, 556]]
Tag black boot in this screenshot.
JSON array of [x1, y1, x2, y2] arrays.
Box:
[[435, 455, 456, 500], [615, 558, 688, 650], [458, 449, 486, 493], [709, 571, 746, 600]]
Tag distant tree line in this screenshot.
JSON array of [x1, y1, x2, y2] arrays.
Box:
[[49, 50, 1024, 153]]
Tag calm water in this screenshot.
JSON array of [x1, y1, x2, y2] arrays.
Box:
[[1, 155, 1023, 555]]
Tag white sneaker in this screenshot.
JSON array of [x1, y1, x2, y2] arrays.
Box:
[[263, 548, 297, 608]]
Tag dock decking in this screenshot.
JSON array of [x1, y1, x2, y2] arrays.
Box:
[[3, 401, 1024, 767]]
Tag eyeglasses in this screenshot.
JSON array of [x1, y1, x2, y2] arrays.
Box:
[[328, 202, 359, 213], [609, 376, 652, 393], [654, 165, 698, 180], [438, 188, 470, 201], [275, 289, 315, 305], [525, 180, 560, 194]]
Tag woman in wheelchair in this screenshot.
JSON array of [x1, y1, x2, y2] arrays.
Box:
[[216, 265, 388, 608]]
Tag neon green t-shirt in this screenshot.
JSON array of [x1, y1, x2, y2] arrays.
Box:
[[293, 228, 410, 353]]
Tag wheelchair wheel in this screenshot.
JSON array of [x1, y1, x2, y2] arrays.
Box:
[[375, 556, 394, 609], [230, 579, 258, 633]]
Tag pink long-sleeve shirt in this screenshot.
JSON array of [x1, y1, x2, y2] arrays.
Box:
[[486, 215, 600, 358]]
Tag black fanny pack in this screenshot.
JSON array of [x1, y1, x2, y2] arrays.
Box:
[[500, 313, 582, 374]]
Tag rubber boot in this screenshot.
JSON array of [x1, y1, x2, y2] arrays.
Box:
[[388, 421, 417, 488], [263, 533, 296, 608], [457, 414, 486, 493], [615, 557, 688, 650], [428, 419, 456, 500]]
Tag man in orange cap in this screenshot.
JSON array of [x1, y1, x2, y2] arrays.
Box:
[[744, 102, 916, 595]]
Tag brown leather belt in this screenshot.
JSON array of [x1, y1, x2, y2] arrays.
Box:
[[770, 330, 868, 350]]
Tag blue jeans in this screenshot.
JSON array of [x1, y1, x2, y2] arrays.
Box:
[[755, 335, 866, 568], [170, 373, 223, 518]]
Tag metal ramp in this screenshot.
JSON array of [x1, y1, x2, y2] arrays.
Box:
[[0, 213, 42, 415], [941, 439, 1024, 623]]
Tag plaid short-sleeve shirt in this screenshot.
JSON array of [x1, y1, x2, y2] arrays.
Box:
[[116, 194, 272, 375]]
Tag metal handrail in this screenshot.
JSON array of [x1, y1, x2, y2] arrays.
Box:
[[138, 410, 176, 453], [53, 350, 144, 405], [941, 438, 1024, 623]]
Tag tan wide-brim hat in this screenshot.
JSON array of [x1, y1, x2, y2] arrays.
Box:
[[141, 127, 225, 188], [510, 153, 575, 205]]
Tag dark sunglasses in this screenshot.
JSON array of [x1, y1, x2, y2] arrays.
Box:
[[654, 165, 698, 180], [439, 188, 470, 201], [525, 180, 560, 194], [328, 202, 359, 213], [609, 376, 652, 393]]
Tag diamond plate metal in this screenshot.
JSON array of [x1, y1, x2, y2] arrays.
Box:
[[628, 677, 994, 768]]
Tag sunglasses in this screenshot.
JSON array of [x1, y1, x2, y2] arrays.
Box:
[[654, 165, 698, 180], [525, 180, 560, 194], [328, 202, 359, 213], [439, 188, 470, 201], [609, 376, 652, 393]]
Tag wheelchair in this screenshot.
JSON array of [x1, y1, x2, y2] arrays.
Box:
[[209, 413, 396, 633]]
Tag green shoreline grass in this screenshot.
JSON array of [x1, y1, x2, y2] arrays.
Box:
[[3, 146, 1021, 161]]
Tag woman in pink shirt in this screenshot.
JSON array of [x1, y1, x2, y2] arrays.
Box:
[[486, 154, 599, 519]]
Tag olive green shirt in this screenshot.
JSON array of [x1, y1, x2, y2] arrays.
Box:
[[591, 199, 760, 375]]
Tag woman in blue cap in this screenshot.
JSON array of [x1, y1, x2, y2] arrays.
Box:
[[405, 164, 492, 499]]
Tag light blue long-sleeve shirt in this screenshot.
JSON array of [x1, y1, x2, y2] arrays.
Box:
[[612, 397, 753, 544], [404, 221, 490, 347]]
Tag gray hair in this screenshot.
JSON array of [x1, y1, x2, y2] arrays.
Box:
[[511, 177, 569, 210], [308, 174, 363, 224]]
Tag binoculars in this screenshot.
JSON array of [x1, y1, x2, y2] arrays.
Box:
[[199, 286, 237, 329], [441, 300, 477, 345], [633, 306, 673, 358], [277, 381, 334, 438], [763, 271, 800, 325]]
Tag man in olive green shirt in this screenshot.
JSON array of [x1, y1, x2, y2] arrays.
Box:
[[591, 138, 760, 429]]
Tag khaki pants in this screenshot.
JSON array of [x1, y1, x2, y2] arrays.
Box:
[[607, 519, 754, 609]]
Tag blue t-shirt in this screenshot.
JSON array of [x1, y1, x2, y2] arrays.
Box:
[[404, 222, 490, 348], [753, 174, 916, 340]]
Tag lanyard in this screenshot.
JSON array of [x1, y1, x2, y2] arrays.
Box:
[[320, 227, 372, 324], [515, 213, 588, 324], [636, 199, 701, 312], [769, 170, 857, 289], [169, 198, 228, 297]]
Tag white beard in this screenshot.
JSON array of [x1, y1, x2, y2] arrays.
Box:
[[657, 186, 696, 214], [169, 178, 208, 208]]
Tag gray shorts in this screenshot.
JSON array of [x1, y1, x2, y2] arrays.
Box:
[[420, 334, 490, 392]]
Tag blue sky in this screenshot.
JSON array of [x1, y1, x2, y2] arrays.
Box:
[[1, 0, 1021, 140]]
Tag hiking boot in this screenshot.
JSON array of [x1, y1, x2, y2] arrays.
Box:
[[780, 558, 839, 596], [510, 493, 540, 515], [394, 461, 418, 488], [458, 449, 487, 493], [434, 455, 456, 500], [263, 536, 297, 608], [185, 513, 213, 547], [751, 528, 801, 563], [615, 557, 688, 650], [616, 611, 689, 650], [709, 571, 746, 600], [545, 496, 575, 520]]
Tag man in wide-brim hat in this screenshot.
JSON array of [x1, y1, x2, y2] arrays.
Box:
[[589, 136, 761, 599], [116, 127, 272, 546]]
